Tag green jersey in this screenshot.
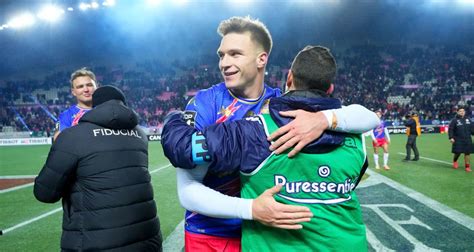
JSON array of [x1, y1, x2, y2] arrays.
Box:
[[241, 114, 368, 252]]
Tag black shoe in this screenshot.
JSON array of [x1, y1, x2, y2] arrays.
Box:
[[402, 158, 410, 161], [411, 157, 419, 161]]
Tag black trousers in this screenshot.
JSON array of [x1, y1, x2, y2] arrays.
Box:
[[406, 135, 419, 159]]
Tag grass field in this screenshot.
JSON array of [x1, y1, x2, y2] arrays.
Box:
[[0, 142, 183, 251], [0, 133, 472, 251]]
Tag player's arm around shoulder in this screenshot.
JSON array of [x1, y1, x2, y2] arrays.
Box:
[[203, 116, 271, 174], [329, 104, 380, 133], [268, 104, 380, 157], [34, 129, 79, 203], [161, 111, 197, 169]]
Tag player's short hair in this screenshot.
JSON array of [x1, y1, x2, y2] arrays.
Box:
[[217, 16, 272, 54], [291, 45, 336, 91], [457, 106, 465, 111], [70, 68, 97, 88]]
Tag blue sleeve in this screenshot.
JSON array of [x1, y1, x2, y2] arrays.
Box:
[[161, 112, 271, 173], [203, 118, 271, 174], [185, 89, 216, 131], [161, 111, 197, 169]]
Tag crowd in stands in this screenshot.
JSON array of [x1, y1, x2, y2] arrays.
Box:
[[335, 44, 473, 125], [0, 44, 472, 135]]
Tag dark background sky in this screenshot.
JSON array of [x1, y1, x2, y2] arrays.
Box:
[[0, 0, 472, 78]]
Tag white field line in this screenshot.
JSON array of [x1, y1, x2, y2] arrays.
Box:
[[0, 182, 34, 194], [0, 164, 172, 235], [0, 164, 172, 195], [1, 207, 62, 235], [396, 152, 451, 165], [150, 164, 172, 174], [362, 169, 474, 231], [0, 175, 36, 179]]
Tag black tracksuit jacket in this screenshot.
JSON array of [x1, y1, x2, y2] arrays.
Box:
[[34, 100, 162, 251]]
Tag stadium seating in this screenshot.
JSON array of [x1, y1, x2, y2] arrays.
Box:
[[1, 44, 472, 136]]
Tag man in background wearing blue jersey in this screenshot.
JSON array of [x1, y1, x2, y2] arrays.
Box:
[[53, 68, 97, 140], [168, 16, 379, 252]]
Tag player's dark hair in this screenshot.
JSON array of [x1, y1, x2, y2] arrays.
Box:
[[217, 16, 272, 55], [291, 45, 336, 91], [70, 68, 97, 88]]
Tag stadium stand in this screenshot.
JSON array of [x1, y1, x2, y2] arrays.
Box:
[[1, 44, 472, 136]]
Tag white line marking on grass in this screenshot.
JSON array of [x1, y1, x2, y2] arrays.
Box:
[[1, 207, 62, 235], [150, 164, 172, 174], [0, 163, 172, 195], [365, 227, 396, 252], [163, 220, 184, 252], [0, 175, 36, 179], [0, 182, 34, 194], [0, 163, 173, 235], [396, 152, 451, 165], [363, 169, 474, 231]]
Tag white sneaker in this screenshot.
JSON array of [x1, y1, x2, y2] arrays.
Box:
[[375, 165, 380, 169]]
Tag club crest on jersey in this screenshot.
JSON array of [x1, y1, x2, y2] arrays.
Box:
[[216, 98, 241, 123], [184, 111, 197, 127]]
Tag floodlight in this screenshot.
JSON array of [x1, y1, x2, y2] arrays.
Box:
[[7, 13, 35, 29], [103, 0, 116, 6], [37, 5, 65, 22], [79, 3, 90, 11]]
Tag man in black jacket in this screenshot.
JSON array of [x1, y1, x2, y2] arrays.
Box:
[[34, 86, 162, 251], [449, 107, 473, 172], [403, 112, 420, 161]]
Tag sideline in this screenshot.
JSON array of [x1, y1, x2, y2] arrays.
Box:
[[0, 175, 36, 179], [0, 182, 34, 194], [396, 152, 451, 165], [0, 163, 172, 235], [163, 220, 184, 252], [0, 207, 62, 235]]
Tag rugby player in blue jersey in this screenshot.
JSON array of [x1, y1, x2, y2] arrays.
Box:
[[53, 68, 97, 140], [172, 16, 379, 252]]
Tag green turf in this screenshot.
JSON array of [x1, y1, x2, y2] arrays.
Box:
[[0, 210, 62, 251], [0, 145, 51, 175], [0, 142, 183, 251], [0, 187, 61, 228], [1, 135, 472, 251], [366, 134, 473, 218]]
